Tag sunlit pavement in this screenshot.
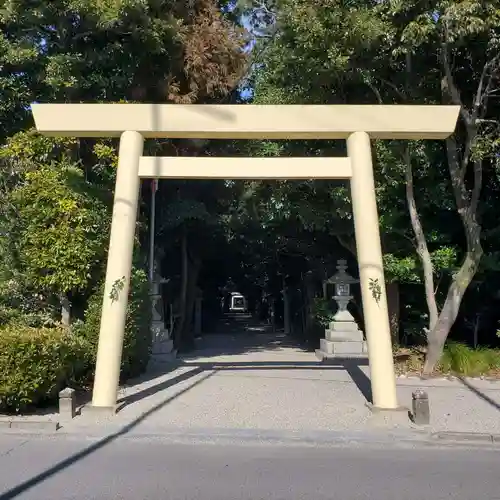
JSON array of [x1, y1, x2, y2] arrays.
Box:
[[59, 328, 500, 438]]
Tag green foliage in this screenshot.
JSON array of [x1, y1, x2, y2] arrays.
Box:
[[431, 247, 458, 272], [242, 0, 500, 359], [160, 199, 213, 232], [0, 268, 152, 414], [383, 254, 420, 283], [0, 278, 57, 328], [0, 130, 77, 166], [0, 324, 90, 413], [440, 343, 500, 377], [7, 165, 109, 296], [74, 268, 152, 380], [310, 297, 336, 328], [0, 0, 246, 138]]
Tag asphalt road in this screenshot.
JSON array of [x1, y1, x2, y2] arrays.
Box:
[[0, 434, 499, 499]]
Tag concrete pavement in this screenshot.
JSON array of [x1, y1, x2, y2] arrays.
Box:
[[0, 433, 499, 499], [3, 319, 500, 442], [52, 329, 500, 438]]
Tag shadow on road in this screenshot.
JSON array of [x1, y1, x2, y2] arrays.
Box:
[[118, 314, 373, 410], [118, 358, 372, 410], [0, 315, 373, 499], [0, 369, 218, 500], [458, 376, 500, 412]]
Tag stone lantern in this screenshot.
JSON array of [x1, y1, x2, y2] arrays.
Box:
[[316, 259, 367, 359], [329, 260, 357, 323]]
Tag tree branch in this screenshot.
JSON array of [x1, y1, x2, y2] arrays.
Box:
[[440, 25, 471, 124], [474, 54, 500, 121], [403, 145, 439, 330], [379, 77, 406, 102]]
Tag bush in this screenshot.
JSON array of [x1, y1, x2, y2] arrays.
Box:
[[75, 267, 152, 381], [0, 278, 57, 328], [311, 297, 336, 328], [0, 324, 90, 413], [440, 342, 500, 377]]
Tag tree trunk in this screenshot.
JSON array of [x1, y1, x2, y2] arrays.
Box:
[[60, 294, 71, 327], [303, 271, 315, 334], [404, 146, 439, 332], [173, 226, 188, 348], [180, 256, 201, 351], [283, 278, 291, 335], [423, 252, 482, 374], [386, 282, 400, 346]]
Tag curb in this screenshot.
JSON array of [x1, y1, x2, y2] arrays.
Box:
[[432, 431, 500, 444], [0, 418, 60, 431], [5, 424, 499, 450], [1, 419, 499, 448]]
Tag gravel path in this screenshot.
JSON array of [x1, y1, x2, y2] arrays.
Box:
[[63, 316, 500, 436]]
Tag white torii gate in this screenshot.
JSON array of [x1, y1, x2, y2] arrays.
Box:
[[31, 103, 460, 412]]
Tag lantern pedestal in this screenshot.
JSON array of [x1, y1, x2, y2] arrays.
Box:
[[149, 279, 176, 367], [317, 298, 367, 359]]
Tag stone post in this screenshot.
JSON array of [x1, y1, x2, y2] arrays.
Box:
[[412, 389, 430, 425], [91, 130, 144, 409], [59, 387, 76, 419], [347, 131, 398, 410]]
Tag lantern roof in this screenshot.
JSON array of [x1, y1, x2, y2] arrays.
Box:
[[326, 259, 358, 285]]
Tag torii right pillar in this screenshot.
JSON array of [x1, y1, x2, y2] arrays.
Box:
[[347, 131, 398, 410]]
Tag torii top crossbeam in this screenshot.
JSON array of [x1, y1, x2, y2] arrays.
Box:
[[31, 103, 460, 140]]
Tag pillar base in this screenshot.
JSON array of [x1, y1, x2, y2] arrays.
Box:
[[82, 403, 121, 417], [365, 402, 409, 413]]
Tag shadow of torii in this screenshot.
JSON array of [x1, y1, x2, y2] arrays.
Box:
[[117, 357, 373, 411]]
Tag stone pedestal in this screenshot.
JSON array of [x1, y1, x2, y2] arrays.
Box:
[[151, 319, 174, 355], [316, 310, 367, 360], [149, 285, 175, 364]]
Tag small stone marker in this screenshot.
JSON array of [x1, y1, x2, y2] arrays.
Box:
[[59, 387, 76, 419], [411, 389, 430, 425]]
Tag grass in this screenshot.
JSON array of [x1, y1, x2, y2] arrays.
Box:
[[394, 342, 500, 378], [440, 342, 500, 377]]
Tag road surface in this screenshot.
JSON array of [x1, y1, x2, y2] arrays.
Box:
[[0, 433, 499, 499]]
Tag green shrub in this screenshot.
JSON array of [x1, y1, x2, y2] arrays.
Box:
[[0, 278, 57, 328], [0, 324, 90, 413], [311, 297, 336, 328], [75, 267, 152, 381], [440, 342, 500, 377]]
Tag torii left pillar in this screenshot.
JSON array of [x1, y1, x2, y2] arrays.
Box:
[[92, 131, 144, 409]]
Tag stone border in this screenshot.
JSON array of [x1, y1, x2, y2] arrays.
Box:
[[0, 418, 60, 431], [1, 420, 499, 449], [397, 372, 500, 382], [432, 431, 500, 444]]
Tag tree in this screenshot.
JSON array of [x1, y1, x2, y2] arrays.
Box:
[[0, 0, 249, 336], [0, 131, 110, 325], [379, 0, 500, 372], [239, 0, 500, 368]]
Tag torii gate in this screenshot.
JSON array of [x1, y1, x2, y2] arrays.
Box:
[[31, 103, 460, 412]]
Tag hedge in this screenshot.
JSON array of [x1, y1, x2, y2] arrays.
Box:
[[73, 267, 152, 380], [0, 324, 90, 413], [0, 267, 152, 414]]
